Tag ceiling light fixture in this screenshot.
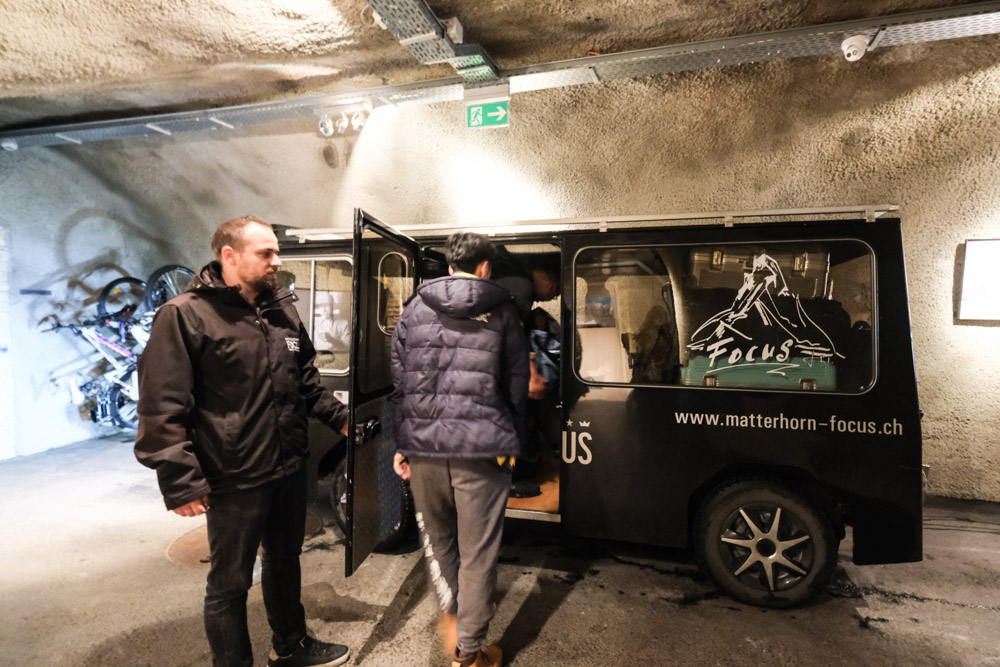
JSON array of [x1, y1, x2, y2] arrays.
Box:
[[318, 114, 335, 137], [335, 113, 350, 135], [314, 100, 373, 137]]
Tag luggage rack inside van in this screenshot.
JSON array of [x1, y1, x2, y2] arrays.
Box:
[[284, 205, 899, 242]]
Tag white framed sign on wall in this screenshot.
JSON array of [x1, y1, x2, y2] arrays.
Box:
[[959, 239, 1000, 321]]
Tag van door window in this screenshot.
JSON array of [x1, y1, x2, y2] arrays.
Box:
[[312, 259, 353, 373], [377, 252, 410, 334], [574, 241, 874, 393], [359, 245, 414, 394], [276, 257, 353, 375], [277, 259, 314, 328]]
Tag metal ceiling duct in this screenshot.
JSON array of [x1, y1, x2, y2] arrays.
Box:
[[365, 0, 500, 84], [1, 1, 998, 149]]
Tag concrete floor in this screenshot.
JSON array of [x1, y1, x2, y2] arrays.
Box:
[[1, 436, 998, 666]]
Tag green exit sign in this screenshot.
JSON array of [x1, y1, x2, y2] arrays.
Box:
[[467, 101, 509, 128]]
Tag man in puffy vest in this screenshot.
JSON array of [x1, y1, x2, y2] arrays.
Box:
[[136, 215, 350, 667], [391, 232, 529, 667]]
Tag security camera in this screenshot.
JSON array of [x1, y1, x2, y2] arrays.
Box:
[[318, 114, 335, 137], [841, 35, 870, 62]]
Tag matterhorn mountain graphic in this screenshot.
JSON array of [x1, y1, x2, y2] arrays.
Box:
[[687, 253, 843, 374]]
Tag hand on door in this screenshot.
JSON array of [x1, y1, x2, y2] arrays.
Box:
[[393, 452, 410, 480]]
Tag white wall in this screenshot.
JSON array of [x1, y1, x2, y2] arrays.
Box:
[[0, 38, 998, 499]]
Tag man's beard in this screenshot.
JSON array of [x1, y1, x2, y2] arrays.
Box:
[[247, 271, 277, 294]]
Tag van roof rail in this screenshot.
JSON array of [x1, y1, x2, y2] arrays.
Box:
[[284, 204, 899, 242]]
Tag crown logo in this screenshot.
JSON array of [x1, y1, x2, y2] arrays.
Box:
[[579, 421, 591, 428]]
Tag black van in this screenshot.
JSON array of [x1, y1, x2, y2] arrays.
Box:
[[278, 206, 922, 608]]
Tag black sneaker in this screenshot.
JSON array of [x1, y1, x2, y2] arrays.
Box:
[[267, 635, 350, 667]]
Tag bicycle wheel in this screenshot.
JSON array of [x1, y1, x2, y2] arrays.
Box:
[[97, 277, 145, 321], [143, 264, 194, 312], [108, 382, 138, 430]]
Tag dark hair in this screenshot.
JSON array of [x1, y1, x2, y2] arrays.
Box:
[[526, 252, 561, 279], [445, 232, 496, 274], [211, 215, 272, 260]]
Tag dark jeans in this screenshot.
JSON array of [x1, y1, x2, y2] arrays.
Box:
[[204, 466, 308, 667]]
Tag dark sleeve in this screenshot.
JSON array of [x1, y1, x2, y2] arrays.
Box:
[[500, 305, 530, 446], [494, 275, 533, 323], [134, 304, 211, 510], [390, 303, 410, 439], [297, 320, 348, 432]]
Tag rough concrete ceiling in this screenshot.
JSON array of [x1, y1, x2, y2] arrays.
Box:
[[0, 0, 989, 131]]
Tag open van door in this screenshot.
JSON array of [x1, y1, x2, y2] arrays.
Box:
[[345, 209, 419, 576]]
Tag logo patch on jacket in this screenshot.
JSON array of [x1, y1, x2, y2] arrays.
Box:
[[285, 337, 300, 352], [471, 312, 491, 323]]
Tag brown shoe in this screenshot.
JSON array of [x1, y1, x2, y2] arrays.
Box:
[[437, 612, 457, 657], [451, 644, 502, 667]]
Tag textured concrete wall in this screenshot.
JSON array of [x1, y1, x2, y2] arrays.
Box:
[[0, 37, 997, 498]]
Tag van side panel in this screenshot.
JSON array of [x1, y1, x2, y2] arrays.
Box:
[[561, 220, 922, 565]]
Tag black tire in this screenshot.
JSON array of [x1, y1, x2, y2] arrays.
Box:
[[97, 277, 145, 321], [108, 382, 138, 430], [694, 478, 838, 608], [143, 264, 194, 313], [330, 458, 415, 552]]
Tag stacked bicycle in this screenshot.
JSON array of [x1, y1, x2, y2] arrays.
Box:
[[43, 265, 194, 431]]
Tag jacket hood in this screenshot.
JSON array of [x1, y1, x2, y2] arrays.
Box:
[[417, 275, 513, 319], [190, 261, 228, 292]]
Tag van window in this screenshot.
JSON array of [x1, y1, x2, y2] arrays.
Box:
[[277, 257, 353, 374], [358, 245, 415, 395], [377, 251, 411, 335], [574, 241, 874, 393]]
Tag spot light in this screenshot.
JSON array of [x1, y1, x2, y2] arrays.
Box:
[[318, 114, 335, 137], [335, 113, 350, 135], [314, 100, 373, 138]]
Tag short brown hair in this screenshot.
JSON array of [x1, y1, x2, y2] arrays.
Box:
[[211, 215, 272, 260]]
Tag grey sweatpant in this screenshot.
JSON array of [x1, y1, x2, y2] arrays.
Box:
[[408, 456, 512, 655]]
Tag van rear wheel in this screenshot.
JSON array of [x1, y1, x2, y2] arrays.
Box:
[[695, 479, 837, 608]]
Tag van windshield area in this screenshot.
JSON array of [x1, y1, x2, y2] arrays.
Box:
[[574, 240, 875, 393]]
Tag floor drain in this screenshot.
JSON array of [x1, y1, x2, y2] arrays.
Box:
[[167, 511, 325, 568]]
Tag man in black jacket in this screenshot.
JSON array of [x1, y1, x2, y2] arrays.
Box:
[[391, 232, 529, 667], [136, 215, 350, 667]]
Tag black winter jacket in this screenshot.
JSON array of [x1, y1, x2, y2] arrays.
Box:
[[135, 262, 347, 509], [390, 275, 529, 459]]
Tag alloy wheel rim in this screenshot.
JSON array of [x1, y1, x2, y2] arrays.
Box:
[[718, 503, 814, 592]]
